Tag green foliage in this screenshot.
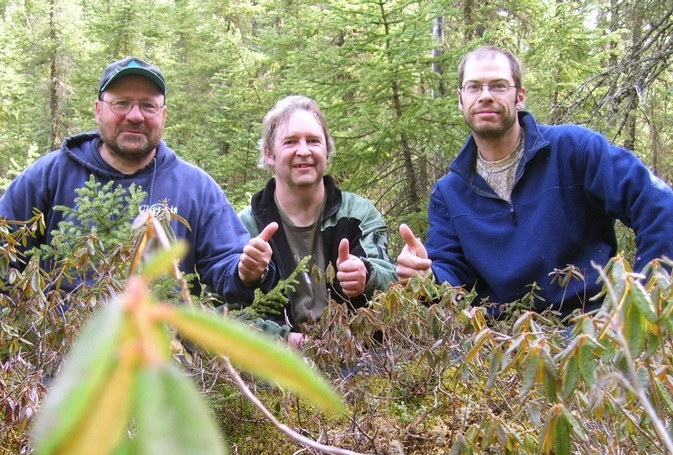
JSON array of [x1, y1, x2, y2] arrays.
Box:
[[213, 256, 673, 454], [3, 181, 673, 453], [0, 144, 40, 191], [30, 253, 343, 454], [38, 176, 145, 261], [2, 0, 672, 222], [27, 176, 145, 293], [2, 0, 673, 452], [233, 255, 310, 320], [5, 208, 343, 455]]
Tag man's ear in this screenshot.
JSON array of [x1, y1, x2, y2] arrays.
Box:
[[264, 147, 275, 167], [94, 100, 103, 125], [516, 86, 527, 110]]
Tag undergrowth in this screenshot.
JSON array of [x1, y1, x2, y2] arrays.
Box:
[[1, 181, 672, 454]]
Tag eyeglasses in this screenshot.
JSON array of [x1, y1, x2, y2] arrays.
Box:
[[461, 82, 517, 96], [100, 99, 165, 117]]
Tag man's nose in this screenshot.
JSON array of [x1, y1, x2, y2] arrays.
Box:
[[296, 139, 310, 153], [126, 103, 145, 120]]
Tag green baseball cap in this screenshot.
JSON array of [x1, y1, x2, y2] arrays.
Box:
[[98, 56, 166, 98]]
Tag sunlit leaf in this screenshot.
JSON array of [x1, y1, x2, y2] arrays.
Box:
[[160, 306, 344, 413], [139, 241, 189, 281], [464, 327, 491, 363], [538, 409, 556, 454], [500, 335, 526, 373], [628, 279, 657, 322], [49, 348, 137, 455], [134, 363, 227, 455], [512, 311, 533, 334], [32, 300, 129, 454]]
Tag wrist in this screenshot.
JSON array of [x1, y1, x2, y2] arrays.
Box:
[[249, 265, 270, 286]]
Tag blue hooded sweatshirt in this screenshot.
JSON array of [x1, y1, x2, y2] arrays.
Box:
[[427, 111, 673, 317], [0, 130, 260, 303]]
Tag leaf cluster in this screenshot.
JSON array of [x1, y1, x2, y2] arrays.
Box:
[[214, 258, 673, 454], [1, 184, 344, 454], [3, 179, 673, 454]]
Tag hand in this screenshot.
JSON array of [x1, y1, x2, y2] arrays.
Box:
[[396, 223, 432, 280], [238, 222, 278, 286], [288, 332, 307, 349], [336, 238, 367, 297]]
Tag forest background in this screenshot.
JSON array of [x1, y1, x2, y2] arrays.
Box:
[[1, 0, 672, 238], [2, 0, 673, 454]]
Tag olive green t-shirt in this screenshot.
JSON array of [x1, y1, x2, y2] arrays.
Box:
[[276, 197, 328, 326]]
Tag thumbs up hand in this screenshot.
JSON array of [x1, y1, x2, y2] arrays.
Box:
[[396, 223, 432, 280], [238, 222, 278, 286], [336, 238, 367, 297]]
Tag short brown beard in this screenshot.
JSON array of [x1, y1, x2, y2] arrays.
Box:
[[99, 124, 162, 162]]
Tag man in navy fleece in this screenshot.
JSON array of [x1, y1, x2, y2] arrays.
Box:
[[0, 56, 273, 302], [396, 45, 673, 319]]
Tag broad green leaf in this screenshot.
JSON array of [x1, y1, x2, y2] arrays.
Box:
[[560, 403, 588, 442], [523, 434, 537, 453], [495, 422, 510, 449], [608, 258, 628, 298], [134, 363, 228, 455], [519, 347, 541, 398], [577, 337, 596, 389], [624, 302, 646, 358], [51, 350, 137, 455], [512, 311, 533, 334], [448, 435, 468, 455], [662, 301, 673, 334], [480, 416, 496, 448], [139, 240, 189, 281], [486, 347, 502, 388], [553, 335, 581, 363], [561, 356, 579, 401], [500, 335, 526, 373], [539, 347, 558, 377], [643, 328, 661, 359], [552, 407, 571, 455], [528, 401, 543, 426], [579, 316, 596, 338], [32, 299, 128, 454], [464, 327, 491, 363], [628, 279, 657, 323], [464, 425, 479, 444], [635, 364, 649, 390], [543, 369, 559, 403], [161, 306, 344, 413]]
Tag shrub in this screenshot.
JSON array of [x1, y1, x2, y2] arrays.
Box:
[[1, 180, 672, 454]]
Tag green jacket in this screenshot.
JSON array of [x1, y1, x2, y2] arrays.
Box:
[[238, 176, 397, 328]]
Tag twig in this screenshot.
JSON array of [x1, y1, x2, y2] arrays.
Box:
[[219, 356, 369, 455]]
